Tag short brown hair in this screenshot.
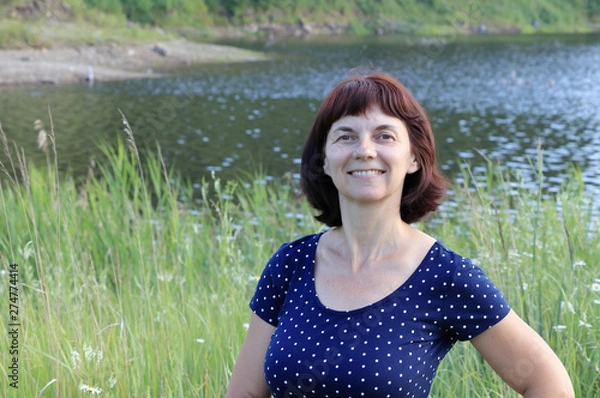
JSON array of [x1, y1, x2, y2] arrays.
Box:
[[300, 72, 449, 226]]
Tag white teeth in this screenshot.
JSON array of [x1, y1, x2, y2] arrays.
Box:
[[350, 170, 383, 176]]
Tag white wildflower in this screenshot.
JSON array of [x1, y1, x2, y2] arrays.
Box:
[[154, 310, 166, 323], [196, 338, 205, 344], [552, 325, 567, 332], [572, 260, 586, 268], [591, 283, 600, 292], [594, 299, 600, 305], [508, 251, 520, 259], [220, 235, 236, 242], [561, 301, 575, 314], [79, 384, 103, 394], [95, 350, 103, 364], [71, 349, 81, 369], [19, 241, 34, 262], [243, 323, 250, 331], [82, 344, 103, 364], [157, 272, 174, 282], [108, 376, 117, 389], [83, 344, 94, 361], [578, 320, 592, 328]]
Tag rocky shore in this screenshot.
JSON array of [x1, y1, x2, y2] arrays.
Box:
[[0, 39, 269, 87]]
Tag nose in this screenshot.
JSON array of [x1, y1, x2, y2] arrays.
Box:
[[353, 137, 376, 159]]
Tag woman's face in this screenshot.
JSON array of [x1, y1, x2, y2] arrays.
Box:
[[323, 106, 419, 209]]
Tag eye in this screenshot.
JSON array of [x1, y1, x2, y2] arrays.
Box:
[[336, 134, 353, 141], [378, 132, 395, 140]]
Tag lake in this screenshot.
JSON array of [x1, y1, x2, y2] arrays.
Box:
[[1, 33, 599, 202]]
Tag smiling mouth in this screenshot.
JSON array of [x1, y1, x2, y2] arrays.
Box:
[[348, 170, 384, 176]]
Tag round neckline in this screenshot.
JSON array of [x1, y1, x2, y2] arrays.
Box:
[[309, 232, 439, 315]]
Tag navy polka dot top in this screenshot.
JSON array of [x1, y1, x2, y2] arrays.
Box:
[[250, 233, 511, 398]]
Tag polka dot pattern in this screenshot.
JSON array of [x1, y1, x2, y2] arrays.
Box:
[[250, 233, 510, 397]]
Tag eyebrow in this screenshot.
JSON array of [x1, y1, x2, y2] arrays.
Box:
[[331, 124, 398, 133], [330, 126, 354, 134]]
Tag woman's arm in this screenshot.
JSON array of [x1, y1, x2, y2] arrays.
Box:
[[226, 313, 276, 398], [470, 310, 574, 397]]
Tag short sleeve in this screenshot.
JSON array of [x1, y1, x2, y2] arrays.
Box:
[[440, 257, 511, 341], [249, 243, 290, 326]]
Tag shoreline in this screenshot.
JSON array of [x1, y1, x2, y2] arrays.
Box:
[[0, 38, 269, 88], [1, 22, 598, 88]]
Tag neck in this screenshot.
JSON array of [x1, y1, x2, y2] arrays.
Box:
[[331, 201, 415, 271]]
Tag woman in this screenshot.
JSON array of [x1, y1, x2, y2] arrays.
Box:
[[226, 72, 574, 397]]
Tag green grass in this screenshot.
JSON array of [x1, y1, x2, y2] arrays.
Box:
[[0, 14, 175, 49], [428, 156, 600, 397], [0, 121, 598, 396], [1, 0, 599, 49]]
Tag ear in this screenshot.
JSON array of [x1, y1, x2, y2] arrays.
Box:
[[407, 155, 420, 174], [323, 156, 331, 176]]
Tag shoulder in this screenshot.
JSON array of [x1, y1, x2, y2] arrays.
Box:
[[426, 242, 505, 298], [430, 243, 511, 339], [268, 232, 322, 266], [429, 241, 480, 274], [250, 233, 323, 325], [276, 232, 322, 256], [261, 232, 322, 280], [423, 241, 469, 277]]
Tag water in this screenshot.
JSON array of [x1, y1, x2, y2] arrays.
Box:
[[0, 33, 599, 201]]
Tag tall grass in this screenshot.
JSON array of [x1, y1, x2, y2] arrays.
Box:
[[427, 157, 600, 397], [0, 122, 598, 396]]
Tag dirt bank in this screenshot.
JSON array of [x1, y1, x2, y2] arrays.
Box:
[[0, 39, 269, 87]]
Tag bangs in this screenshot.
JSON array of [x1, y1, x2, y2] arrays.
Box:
[[329, 79, 387, 119]]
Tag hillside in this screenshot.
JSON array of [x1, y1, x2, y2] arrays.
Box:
[[2, 0, 599, 49], [1, 0, 598, 87]]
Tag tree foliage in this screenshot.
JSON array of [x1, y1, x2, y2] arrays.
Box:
[[5, 0, 599, 28], [588, 0, 600, 19]]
